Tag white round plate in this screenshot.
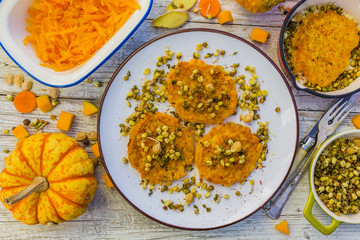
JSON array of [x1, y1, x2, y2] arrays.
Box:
[[98, 29, 299, 230]]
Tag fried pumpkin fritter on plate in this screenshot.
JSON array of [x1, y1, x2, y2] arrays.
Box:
[[235, 0, 285, 13], [167, 59, 238, 124], [128, 112, 194, 185], [195, 122, 262, 187], [292, 10, 359, 87]]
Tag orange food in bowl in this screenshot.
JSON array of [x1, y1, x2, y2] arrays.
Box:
[[292, 10, 359, 87], [23, 0, 140, 72]]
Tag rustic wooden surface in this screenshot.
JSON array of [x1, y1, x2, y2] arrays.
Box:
[[1, 0, 360, 239]]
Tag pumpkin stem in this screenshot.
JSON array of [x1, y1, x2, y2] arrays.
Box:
[[4, 176, 48, 205]]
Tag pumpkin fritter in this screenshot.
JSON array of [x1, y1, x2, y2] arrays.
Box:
[[195, 122, 262, 187], [128, 112, 194, 185], [167, 59, 238, 124], [292, 10, 359, 87]]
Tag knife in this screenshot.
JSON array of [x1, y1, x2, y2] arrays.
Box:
[[263, 96, 353, 219]]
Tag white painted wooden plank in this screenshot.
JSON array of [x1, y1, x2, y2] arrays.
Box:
[[2, 0, 360, 238]]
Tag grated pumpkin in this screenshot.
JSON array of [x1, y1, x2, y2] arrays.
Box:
[[23, 0, 140, 71]]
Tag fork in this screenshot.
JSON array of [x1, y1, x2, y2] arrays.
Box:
[[264, 97, 353, 219]]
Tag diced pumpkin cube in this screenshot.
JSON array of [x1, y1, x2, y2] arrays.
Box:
[[12, 125, 30, 140], [91, 142, 100, 158], [275, 220, 289, 235], [352, 115, 360, 129], [217, 10, 233, 25], [56, 111, 75, 132], [104, 174, 114, 188], [36, 95, 53, 113], [83, 100, 99, 116], [251, 27, 270, 44]]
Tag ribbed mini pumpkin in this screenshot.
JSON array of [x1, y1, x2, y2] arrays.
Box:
[[0, 133, 97, 225]]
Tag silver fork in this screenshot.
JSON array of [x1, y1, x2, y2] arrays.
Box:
[[264, 97, 353, 219]]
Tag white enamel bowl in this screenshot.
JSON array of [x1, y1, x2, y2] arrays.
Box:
[[279, 0, 360, 98], [0, 0, 152, 87], [305, 130, 360, 235]]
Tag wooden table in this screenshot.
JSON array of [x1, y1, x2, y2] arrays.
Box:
[[1, 0, 359, 238]]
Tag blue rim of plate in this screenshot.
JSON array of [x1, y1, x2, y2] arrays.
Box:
[[97, 28, 300, 230], [279, 0, 360, 98], [0, 0, 153, 88]]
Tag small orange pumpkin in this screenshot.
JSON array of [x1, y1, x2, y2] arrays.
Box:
[[0, 133, 97, 225]]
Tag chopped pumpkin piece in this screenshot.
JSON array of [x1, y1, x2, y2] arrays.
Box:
[[251, 27, 270, 44], [91, 142, 101, 158], [36, 95, 53, 113], [104, 174, 114, 188], [56, 111, 75, 132], [83, 100, 99, 116], [352, 115, 360, 129], [12, 125, 30, 140], [275, 220, 289, 235], [217, 10, 233, 25]]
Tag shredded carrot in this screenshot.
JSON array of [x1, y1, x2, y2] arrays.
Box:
[[13, 91, 37, 113], [24, 0, 140, 72], [198, 0, 221, 19]]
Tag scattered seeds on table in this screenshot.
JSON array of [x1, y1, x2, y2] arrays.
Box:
[[13, 75, 23, 88], [3, 149, 9, 153], [49, 87, 59, 99], [6, 94, 14, 102], [93, 81, 102, 87], [4, 73, 13, 86], [21, 80, 33, 91], [87, 131, 97, 141], [75, 132, 87, 141], [3, 129, 9, 134], [275, 107, 280, 112], [23, 119, 31, 126], [51, 99, 60, 107]]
